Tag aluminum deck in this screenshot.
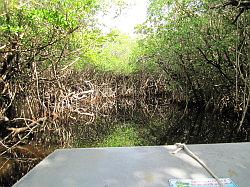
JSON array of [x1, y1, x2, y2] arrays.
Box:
[[14, 143, 250, 187]]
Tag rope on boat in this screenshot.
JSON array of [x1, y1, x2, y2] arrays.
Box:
[[172, 143, 224, 187]]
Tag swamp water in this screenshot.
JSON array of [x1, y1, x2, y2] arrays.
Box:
[[0, 96, 248, 187]]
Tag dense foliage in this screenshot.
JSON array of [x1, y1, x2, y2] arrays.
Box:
[[0, 0, 249, 186], [137, 0, 250, 132]]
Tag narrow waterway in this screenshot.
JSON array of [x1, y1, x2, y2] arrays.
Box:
[[0, 96, 248, 186]]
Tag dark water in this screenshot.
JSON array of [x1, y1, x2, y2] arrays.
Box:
[[0, 96, 248, 186]]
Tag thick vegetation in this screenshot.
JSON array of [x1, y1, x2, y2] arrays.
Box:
[[137, 0, 250, 135], [0, 0, 249, 186]]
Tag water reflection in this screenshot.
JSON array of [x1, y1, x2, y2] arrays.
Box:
[[0, 144, 52, 186], [0, 96, 248, 186]]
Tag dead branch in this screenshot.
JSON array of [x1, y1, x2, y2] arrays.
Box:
[[6, 117, 47, 136], [0, 117, 47, 156]]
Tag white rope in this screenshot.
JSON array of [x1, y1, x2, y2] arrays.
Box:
[[172, 143, 224, 187]]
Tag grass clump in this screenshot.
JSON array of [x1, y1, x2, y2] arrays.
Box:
[[98, 125, 142, 147]]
